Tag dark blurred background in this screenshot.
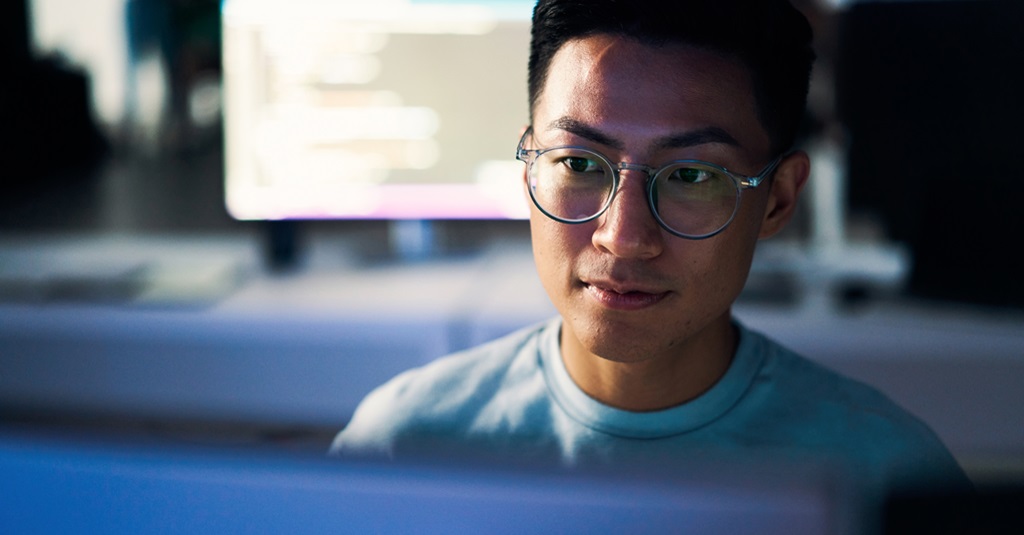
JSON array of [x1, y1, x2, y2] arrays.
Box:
[[1, 0, 229, 233], [838, 0, 1024, 308]]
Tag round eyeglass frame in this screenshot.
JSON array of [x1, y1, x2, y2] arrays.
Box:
[[515, 127, 786, 240]]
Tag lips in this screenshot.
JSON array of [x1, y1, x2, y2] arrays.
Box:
[[582, 280, 668, 310]]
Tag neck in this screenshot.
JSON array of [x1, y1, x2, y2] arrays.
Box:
[[560, 314, 737, 412]]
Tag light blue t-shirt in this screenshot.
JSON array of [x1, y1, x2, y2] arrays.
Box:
[[332, 318, 968, 493]]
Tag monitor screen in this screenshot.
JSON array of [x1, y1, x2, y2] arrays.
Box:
[[0, 431, 842, 534], [222, 0, 534, 221]]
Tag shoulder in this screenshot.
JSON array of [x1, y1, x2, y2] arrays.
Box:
[[739, 325, 969, 488], [330, 319, 554, 458], [750, 327, 929, 435]]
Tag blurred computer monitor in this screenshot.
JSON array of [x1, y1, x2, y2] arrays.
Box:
[[1, 430, 843, 534], [223, 0, 533, 221]]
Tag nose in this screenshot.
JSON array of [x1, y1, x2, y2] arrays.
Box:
[[591, 170, 664, 259]]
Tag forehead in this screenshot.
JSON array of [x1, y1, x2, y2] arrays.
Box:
[[534, 35, 770, 158]]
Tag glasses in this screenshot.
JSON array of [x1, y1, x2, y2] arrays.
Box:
[[516, 127, 784, 240]]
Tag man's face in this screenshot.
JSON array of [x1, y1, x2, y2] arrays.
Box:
[[528, 34, 790, 365]]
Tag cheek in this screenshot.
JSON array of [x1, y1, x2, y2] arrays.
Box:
[[529, 212, 591, 294], [707, 236, 759, 303], [668, 224, 760, 307], [735, 188, 771, 239], [529, 212, 568, 287]]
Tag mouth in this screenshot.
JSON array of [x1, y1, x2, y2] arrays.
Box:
[[582, 281, 669, 311]]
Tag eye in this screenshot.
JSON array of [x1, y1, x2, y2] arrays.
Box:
[[561, 156, 602, 173], [668, 167, 714, 184]]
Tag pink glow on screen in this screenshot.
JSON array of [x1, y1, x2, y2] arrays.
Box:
[[297, 184, 529, 220]]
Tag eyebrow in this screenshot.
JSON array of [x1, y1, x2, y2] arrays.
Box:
[[546, 117, 741, 151]]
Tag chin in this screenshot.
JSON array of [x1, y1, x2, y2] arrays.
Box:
[[591, 345, 657, 364], [573, 317, 666, 364]]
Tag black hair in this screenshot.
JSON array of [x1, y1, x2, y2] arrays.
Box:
[[528, 0, 815, 154]]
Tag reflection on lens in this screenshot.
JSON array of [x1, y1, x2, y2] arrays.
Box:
[[530, 148, 614, 222], [652, 163, 738, 237]]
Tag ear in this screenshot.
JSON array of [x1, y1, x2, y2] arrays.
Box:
[[758, 150, 809, 239], [519, 124, 532, 197]]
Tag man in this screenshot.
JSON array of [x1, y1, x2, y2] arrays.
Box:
[[333, 0, 968, 496]]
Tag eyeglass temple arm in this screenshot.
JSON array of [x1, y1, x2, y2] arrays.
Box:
[[740, 151, 791, 189], [515, 127, 536, 161]]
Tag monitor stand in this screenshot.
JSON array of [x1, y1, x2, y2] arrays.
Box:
[[388, 219, 437, 262], [263, 220, 301, 272], [261, 219, 445, 271]]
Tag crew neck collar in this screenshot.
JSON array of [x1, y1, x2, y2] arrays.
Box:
[[538, 317, 766, 439]]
